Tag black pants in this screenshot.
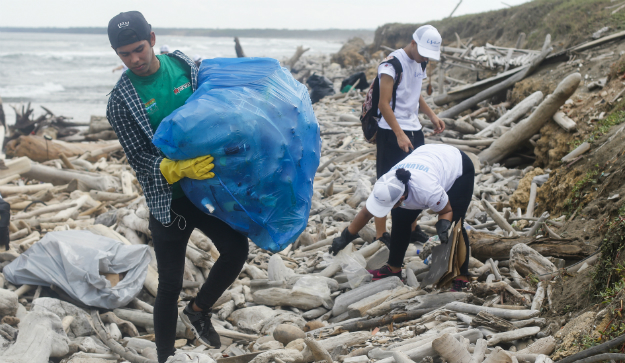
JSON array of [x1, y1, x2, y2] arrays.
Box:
[[150, 197, 249, 363], [387, 151, 475, 275], [376, 128, 425, 178]]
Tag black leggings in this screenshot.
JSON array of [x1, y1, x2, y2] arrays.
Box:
[[150, 196, 249, 363], [387, 151, 475, 275]]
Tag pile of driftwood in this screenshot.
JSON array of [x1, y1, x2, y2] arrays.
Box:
[[0, 28, 621, 362], [0, 80, 602, 363]]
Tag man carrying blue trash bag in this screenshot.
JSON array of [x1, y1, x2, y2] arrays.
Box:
[[106, 11, 319, 363]]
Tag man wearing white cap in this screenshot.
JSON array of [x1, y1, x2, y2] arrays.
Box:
[[373, 25, 446, 247], [329, 144, 474, 290], [160, 45, 170, 54]]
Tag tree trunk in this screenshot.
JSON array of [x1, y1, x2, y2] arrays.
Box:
[[479, 72, 581, 164], [0, 183, 53, 196], [509, 243, 557, 277], [1, 310, 69, 362], [487, 326, 540, 346], [471, 311, 517, 332], [476, 92, 543, 137], [470, 236, 593, 261], [445, 302, 540, 319], [24, 163, 120, 191], [286, 46, 310, 69], [432, 333, 473, 363], [5, 135, 117, 163]]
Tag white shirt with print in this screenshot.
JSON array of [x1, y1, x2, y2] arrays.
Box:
[[377, 49, 426, 131]]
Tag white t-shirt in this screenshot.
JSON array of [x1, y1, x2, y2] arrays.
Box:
[[377, 49, 427, 131], [386, 144, 463, 213]]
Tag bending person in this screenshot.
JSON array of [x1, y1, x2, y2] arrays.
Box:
[[329, 144, 474, 290]]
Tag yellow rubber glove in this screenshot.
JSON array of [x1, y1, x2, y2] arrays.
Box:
[[160, 155, 215, 184]]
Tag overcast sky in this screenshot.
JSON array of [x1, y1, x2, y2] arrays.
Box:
[[0, 0, 532, 29]]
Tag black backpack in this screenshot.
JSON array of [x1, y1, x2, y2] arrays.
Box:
[[360, 57, 403, 143], [360, 56, 427, 143]]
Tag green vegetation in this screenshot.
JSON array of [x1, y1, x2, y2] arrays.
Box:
[[564, 168, 600, 216], [592, 204, 625, 295], [374, 0, 623, 51], [571, 109, 625, 149]]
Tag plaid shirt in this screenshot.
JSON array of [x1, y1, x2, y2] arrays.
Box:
[[106, 51, 198, 224]]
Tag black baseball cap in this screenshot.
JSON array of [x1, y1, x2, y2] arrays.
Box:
[[108, 11, 152, 50]]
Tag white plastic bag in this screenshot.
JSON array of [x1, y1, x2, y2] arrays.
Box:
[[4, 230, 151, 309], [330, 244, 371, 288], [292, 276, 331, 300]]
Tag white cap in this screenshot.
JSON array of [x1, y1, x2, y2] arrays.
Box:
[[160, 45, 170, 53], [412, 25, 442, 61], [365, 173, 406, 218], [193, 54, 202, 62]]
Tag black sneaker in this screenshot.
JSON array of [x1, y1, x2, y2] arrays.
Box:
[[179, 299, 221, 349], [375, 232, 392, 249], [410, 226, 429, 243]]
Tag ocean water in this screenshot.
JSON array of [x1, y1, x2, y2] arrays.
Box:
[[0, 32, 342, 124]]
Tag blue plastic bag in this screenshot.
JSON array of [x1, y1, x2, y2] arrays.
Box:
[[153, 57, 320, 252]]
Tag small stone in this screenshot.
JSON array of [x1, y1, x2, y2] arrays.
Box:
[[1, 316, 19, 326], [303, 320, 325, 332], [272, 324, 306, 345]]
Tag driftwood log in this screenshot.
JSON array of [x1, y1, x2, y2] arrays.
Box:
[[432, 333, 472, 363], [24, 163, 120, 191], [479, 72, 581, 164], [0, 310, 70, 363], [509, 243, 557, 277], [470, 236, 593, 260], [476, 91, 543, 137], [445, 302, 539, 320], [5, 135, 117, 163], [341, 308, 436, 331]]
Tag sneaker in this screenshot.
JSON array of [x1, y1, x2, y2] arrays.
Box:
[[375, 232, 392, 249], [410, 226, 429, 244], [179, 299, 221, 349], [367, 265, 402, 281], [450, 279, 469, 292]]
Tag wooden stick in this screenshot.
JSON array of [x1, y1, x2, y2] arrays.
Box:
[[525, 211, 549, 237], [531, 283, 545, 311], [487, 327, 540, 346], [526, 183, 537, 218], [481, 199, 517, 236], [0, 183, 53, 196], [304, 337, 334, 363], [90, 310, 156, 363], [445, 302, 540, 320], [561, 142, 590, 162], [58, 153, 75, 170], [340, 308, 436, 332], [552, 111, 576, 132], [13, 202, 77, 220], [432, 333, 473, 363]]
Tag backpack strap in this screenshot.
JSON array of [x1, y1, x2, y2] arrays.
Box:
[[381, 57, 403, 112]]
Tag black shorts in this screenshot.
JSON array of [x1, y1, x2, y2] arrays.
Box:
[[376, 128, 425, 179]]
